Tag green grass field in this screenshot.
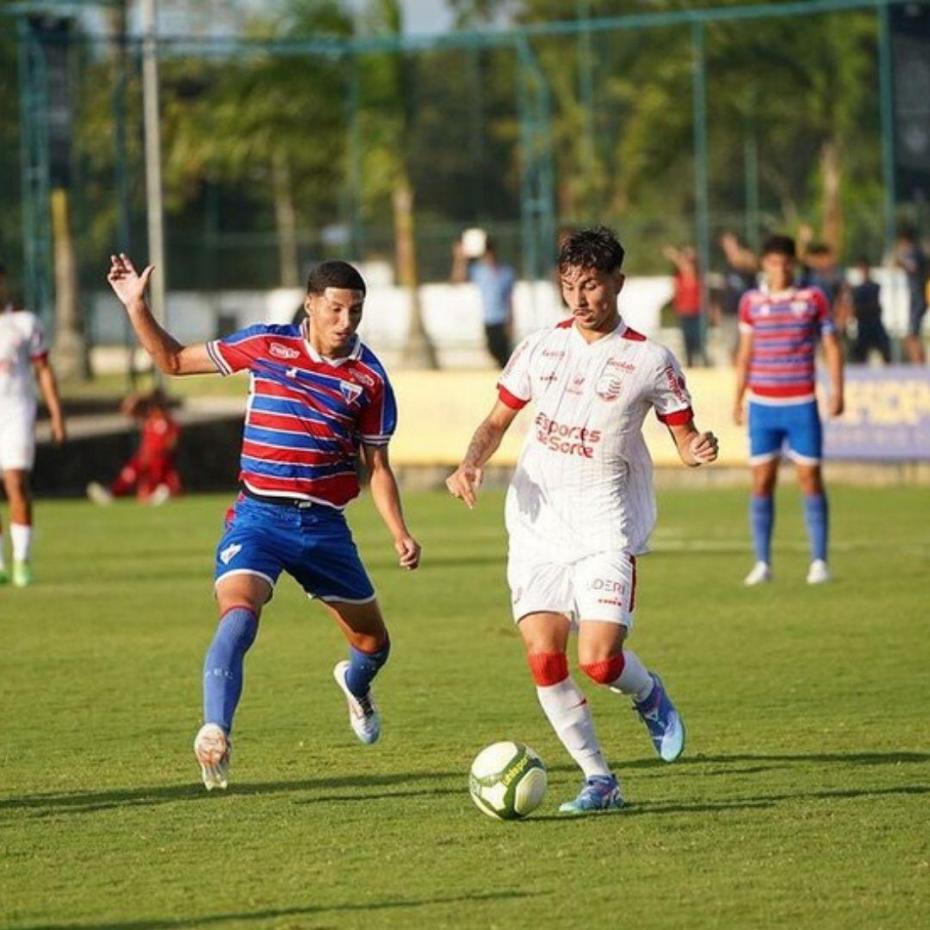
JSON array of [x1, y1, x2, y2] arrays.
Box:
[[1, 486, 928, 930]]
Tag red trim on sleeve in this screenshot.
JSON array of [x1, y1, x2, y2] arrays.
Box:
[[497, 385, 529, 410], [656, 407, 694, 425], [621, 327, 646, 341]]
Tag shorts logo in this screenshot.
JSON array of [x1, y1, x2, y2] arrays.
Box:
[[595, 374, 623, 401], [270, 343, 301, 360], [220, 543, 242, 565]]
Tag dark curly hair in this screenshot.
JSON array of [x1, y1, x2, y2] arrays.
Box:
[[558, 226, 626, 274], [761, 235, 796, 258], [306, 260, 366, 296]]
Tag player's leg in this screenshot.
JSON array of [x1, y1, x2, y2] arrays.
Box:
[[519, 610, 622, 814], [320, 598, 388, 745], [574, 553, 685, 763], [195, 497, 282, 789], [287, 505, 387, 744], [746, 401, 783, 584], [2, 468, 34, 587], [786, 401, 829, 583]]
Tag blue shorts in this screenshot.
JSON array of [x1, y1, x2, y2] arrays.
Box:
[[748, 400, 823, 465], [214, 495, 375, 603]]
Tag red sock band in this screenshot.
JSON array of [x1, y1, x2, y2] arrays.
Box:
[[527, 651, 569, 686], [580, 654, 625, 685]]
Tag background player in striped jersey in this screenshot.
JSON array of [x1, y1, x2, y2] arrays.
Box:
[[107, 254, 420, 790], [734, 235, 844, 586], [447, 227, 719, 815]]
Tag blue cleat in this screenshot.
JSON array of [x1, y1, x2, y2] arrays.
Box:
[[634, 673, 685, 762], [558, 775, 625, 815]]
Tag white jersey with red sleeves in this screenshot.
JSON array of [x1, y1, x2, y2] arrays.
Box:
[[738, 285, 833, 404], [207, 321, 396, 508], [498, 318, 693, 561], [0, 305, 47, 405]]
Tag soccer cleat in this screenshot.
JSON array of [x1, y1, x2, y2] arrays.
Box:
[[148, 484, 171, 507], [558, 775, 625, 815], [806, 559, 830, 584], [193, 723, 231, 791], [86, 482, 114, 505], [634, 673, 686, 762], [333, 660, 381, 745], [11, 560, 32, 588], [743, 561, 772, 586]]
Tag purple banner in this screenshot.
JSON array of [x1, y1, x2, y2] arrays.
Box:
[[823, 365, 930, 460]]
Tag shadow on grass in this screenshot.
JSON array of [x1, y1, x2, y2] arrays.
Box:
[[529, 783, 930, 822], [8, 890, 541, 930], [0, 770, 464, 819], [3, 751, 927, 820]]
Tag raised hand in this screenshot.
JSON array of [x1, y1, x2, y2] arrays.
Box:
[[107, 253, 154, 309]]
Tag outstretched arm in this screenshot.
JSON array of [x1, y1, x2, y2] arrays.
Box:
[[667, 420, 719, 467], [107, 254, 215, 376], [446, 399, 520, 508], [362, 444, 421, 571]]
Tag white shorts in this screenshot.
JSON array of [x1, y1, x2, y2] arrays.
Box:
[[0, 404, 36, 471], [508, 551, 638, 628]]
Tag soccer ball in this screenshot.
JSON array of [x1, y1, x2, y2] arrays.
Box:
[[468, 741, 547, 820]]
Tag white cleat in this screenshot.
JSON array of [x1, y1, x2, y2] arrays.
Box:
[[333, 660, 381, 745], [86, 481, 114, 505], [744, 561, 773, 586], [193, 723, 230, 791], [806, 559, 831, 584]]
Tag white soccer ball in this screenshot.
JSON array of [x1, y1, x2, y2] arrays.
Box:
[[468, 741, 547, 820]]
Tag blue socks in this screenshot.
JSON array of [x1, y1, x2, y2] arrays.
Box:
[[345, 638, 391, 699], [750, 495, 774, 564], [203, 607, 258, 733], [803, 493, 829, 562]]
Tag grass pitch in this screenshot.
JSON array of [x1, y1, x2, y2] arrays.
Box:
[[1, 486, 928, 930]]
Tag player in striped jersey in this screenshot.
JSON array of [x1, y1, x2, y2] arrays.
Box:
[[447, 228, 719, 814], [107, 254, 420, 790], [734, 235, 844, 586]]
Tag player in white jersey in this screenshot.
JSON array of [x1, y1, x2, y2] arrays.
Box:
[[0, 264, 67, 586], [447, 228, 718, 815]]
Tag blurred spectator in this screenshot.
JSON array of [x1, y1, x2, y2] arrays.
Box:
[[848, 259, 891, 364], [895, 226, 928, 364], [662, 244, 708, 367], [452, 231, 516, 369], [717, 232, 758, 363], [87, 389, 182, 505]]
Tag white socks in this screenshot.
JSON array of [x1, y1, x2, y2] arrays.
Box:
[[608, 649, 654, 703], [10, 523, 32, 562], [536, 677, 611, 779]]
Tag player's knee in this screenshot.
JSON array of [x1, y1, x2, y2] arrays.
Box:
[[527, 651, 568, 687], [580, 654, 625, 686]]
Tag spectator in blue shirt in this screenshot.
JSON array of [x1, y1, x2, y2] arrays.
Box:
[[452, 234, 516, 369]]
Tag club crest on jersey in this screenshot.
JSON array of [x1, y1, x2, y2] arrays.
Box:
[[219, 543, 242, 565], [595, 374, 623, 401], [269, 343, 301, 360], [340, 381, 363, 404]]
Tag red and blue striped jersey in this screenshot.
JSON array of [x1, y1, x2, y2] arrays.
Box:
[[738, 286, 833, 404], [206, 322, 397, 508]]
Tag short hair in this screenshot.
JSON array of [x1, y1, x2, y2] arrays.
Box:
[[558, 226, 625, 274], [761, 235, 796, 258], [806, 243, 831, 257], [306, 260, 366, 296]]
